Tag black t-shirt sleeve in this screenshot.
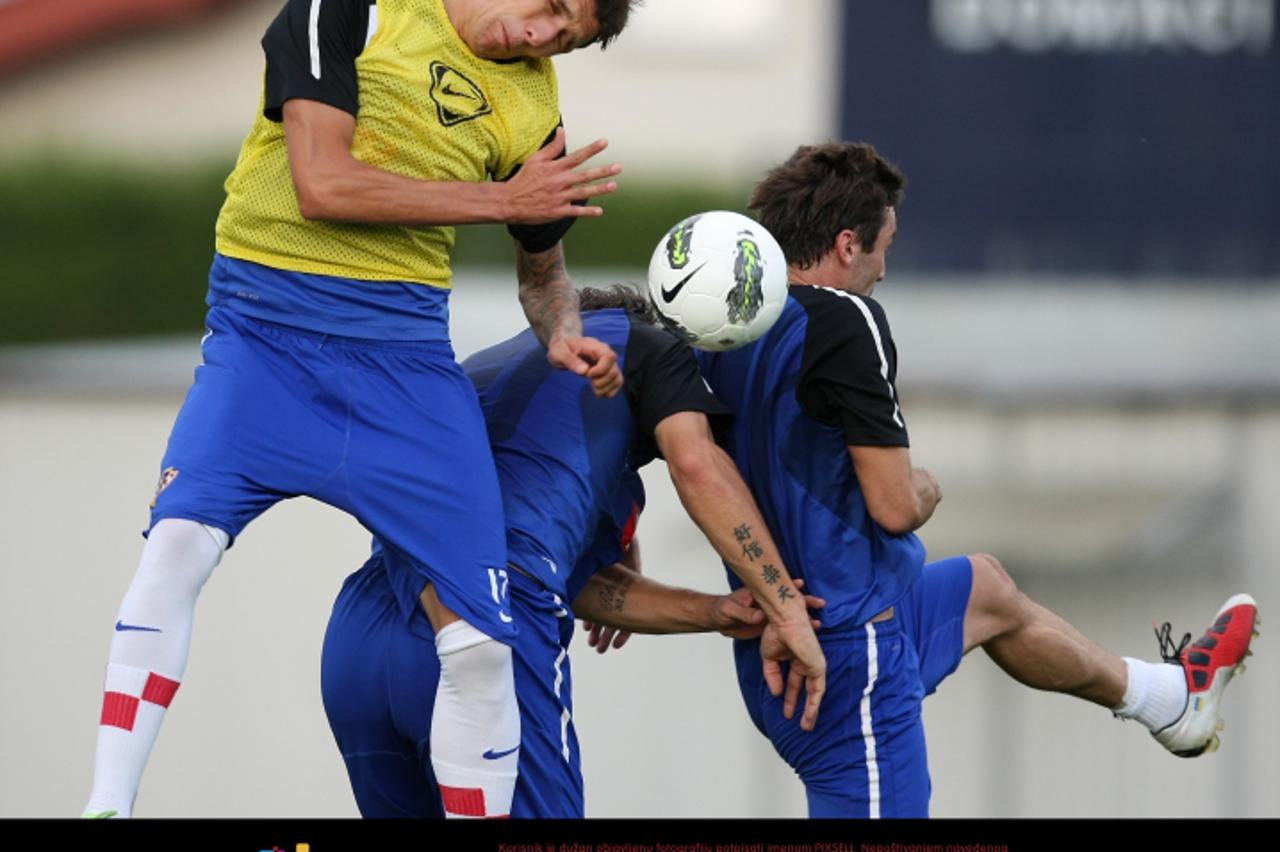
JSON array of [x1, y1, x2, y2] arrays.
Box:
[[795, 290, 909, 447], [504, 123, 579, 253], [261, 0, 372, 122], [624, 319, 733, 456]]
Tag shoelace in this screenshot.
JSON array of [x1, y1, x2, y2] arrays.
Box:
[[1154, 620, 1191, 663]]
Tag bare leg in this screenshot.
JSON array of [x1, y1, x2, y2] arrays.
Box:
[[961, 556, 1258, 755], [961, 553, 1127, 708], [419, 582, 463, 632]]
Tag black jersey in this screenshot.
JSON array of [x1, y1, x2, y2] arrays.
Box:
[[463, 309, 731, 602]]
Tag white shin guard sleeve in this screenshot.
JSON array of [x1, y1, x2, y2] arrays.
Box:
[[430, 621, 520, 818], [110, 518, 228, 679], [84, 518, 228, 817]]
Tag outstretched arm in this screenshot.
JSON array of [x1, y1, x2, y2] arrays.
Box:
[[581, 536, 643, 653], [577, 563, 824, 642], [655, 411, 827, 730], [575, 564, 767, 638]]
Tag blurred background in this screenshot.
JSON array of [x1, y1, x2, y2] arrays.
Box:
[[2, 0, 1278, 818]]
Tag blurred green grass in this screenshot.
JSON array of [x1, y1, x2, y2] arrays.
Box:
[[0, 159, 746, 343]]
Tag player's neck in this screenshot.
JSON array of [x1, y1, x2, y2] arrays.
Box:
[[440, 0, 473, 43], [788, 258, 863, 295]]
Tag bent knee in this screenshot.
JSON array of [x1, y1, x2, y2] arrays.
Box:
[[436, 622, 514, 683], [454, 635, 513, 674], [147, 518, 229, 558], [970, 552, 1021, 606], [969, 552, 1010, 591], [963, 552, 1025, 647], [132, 518, 227, 593]]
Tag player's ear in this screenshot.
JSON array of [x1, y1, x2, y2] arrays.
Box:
[[836, 229, 860, 265]]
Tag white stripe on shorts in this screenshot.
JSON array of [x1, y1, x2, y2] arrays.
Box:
[[553, 645, 571, 762], [860, 621, 881, 818]]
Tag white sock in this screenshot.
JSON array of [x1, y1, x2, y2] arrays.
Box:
[[430, 620, 520, 819], [1114, 657, 1188, 732], [83, 519, 227, 817]]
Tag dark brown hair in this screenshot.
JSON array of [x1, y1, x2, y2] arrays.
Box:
[[592, 0, 641, 49], [748, 142, 905, 269], [578, 283, 656, 322]]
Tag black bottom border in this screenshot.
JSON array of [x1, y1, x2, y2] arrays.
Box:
[[17, 816, 1275, 851]]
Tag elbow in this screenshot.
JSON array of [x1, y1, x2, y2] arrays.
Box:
[[296, 197, 325, 221], [666, 442, 720, 491], [291, 162, 347, 221], [294, 181, 332, 221], [868, 502, 922, 536]]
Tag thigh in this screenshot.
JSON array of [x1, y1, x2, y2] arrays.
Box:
[[756, 624, 930, 818], [895, 555, 973, 697], [341, 346, 514, 642], [732, 637, 770, 738], [330, 557, 584, 819], [152, 308, 347, 539], [322, 557, 443, 818]]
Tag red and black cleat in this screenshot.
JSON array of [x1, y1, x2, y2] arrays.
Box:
[[1152, 593, 1259, 757]]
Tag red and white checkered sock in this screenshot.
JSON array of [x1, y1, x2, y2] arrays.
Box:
[[84, 664, 182, 817], [431, 621, 520, 819], [83, 519, 227, 817]]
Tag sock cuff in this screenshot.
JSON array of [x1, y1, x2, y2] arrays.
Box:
[[1114, 656, 1147, 715], [1116, 656, 1186, 732]]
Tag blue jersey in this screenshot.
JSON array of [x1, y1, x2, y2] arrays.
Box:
[[696, 285, 926, 630], [323, 308, 730, 818], [462, 308, 729, 602]]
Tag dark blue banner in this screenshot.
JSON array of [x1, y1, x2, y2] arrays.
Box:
[[840, 0, 1280, 275]]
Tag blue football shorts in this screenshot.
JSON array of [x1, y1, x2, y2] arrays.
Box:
[[734, 555, 973, 818], [150, 305, 514, 640], [320, 552, 584, 818]]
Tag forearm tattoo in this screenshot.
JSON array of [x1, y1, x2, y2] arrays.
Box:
[[733, 525, 797, 605], [517, 245, 581, 345], [594, 571, 635, 614]]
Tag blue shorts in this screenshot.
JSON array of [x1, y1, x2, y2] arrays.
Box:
[[320, 553, 584, 818], [151, 306, 513, 640], [734, 555, 972, 818]]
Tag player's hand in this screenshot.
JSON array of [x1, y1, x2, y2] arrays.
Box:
[[547, 334, 623, 397], [582, 620, 632, 654], [714, 582, 824, 640], [503, 128, 622, 224], [759, 616, 827, 732], [711, 587, 767, 639], [916, 467, 941, 497]]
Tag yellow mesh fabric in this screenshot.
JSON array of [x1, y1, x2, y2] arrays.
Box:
[[215, 0, 561, 288]]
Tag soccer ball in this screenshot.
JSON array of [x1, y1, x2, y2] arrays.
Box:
[[647, 210, 788, 352]]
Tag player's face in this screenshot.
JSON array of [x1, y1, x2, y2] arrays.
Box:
[[848, 207, 896, 296], [462, 0, 600, 60]]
